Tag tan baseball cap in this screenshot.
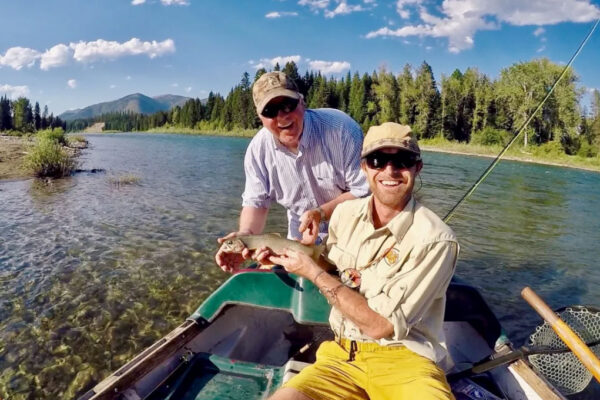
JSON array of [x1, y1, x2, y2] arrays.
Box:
[[252, 72, 301, 115], [361, 122, 421, 158]]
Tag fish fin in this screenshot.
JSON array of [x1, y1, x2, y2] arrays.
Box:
[[312, 243, 326, 260]]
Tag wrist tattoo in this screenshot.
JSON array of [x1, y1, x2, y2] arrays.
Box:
[[321, 283, 344, 305]]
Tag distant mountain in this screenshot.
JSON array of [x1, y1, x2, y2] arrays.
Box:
[[59, 93, 192, 121]]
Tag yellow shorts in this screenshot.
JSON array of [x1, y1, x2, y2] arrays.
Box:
[[283, 340, 454, 400]]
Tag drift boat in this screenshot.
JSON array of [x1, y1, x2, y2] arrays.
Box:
[[79, 270, 566, 400]]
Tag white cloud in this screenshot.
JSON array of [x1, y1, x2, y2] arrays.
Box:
[[0, 84, 30, 98], [308, 59, 351, 74], [161, 0, 189, 5], [533, 27, 546, 36], [67, 79, 77, 89], [40, 44, 72, 70], [298, 0, 330, 12], [252, 55, 301, 69], [185, 86, 192, 93], [70, 38, 175, 63], [537, 45, 546, 53], [367, 0, 600, 53], [131, 0, 146, 4], [324, 2, 364, 18], [0, 47, 40, 70], [396, 0, 422, 19], [266, 11, 299, 18], [171, 83, 179, 87], [126, 75, 132, 80], [110, 84, 117, 89]]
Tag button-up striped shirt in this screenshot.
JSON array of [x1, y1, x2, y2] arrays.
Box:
[[242, 108, 369, 241]]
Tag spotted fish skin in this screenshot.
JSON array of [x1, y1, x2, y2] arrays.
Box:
[[219, 233, 323, 261]]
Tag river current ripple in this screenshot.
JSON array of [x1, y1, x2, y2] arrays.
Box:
[[0, 133, 599, 399]]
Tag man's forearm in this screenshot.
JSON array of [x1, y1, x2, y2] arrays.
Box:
[[239, 206, 268, 234], [313, 272, 393, 339]]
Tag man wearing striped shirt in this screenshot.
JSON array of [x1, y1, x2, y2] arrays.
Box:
[[216, 71, 369, 273]]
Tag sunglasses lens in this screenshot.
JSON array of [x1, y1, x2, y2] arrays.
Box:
[[261, 98, 299, 118], [365, 152, 418, 169]]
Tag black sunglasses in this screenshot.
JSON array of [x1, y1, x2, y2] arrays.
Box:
[[261, 97, 299, 118], [364, 151, 420, 170]]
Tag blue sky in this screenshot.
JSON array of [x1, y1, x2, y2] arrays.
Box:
[[1, 0, 599, 115]]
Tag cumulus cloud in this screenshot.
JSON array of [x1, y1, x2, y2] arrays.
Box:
[[40, 44, 72, 70], [0, 84, 30, 98], [298, 0, 330, 12], [299, 0, 370, 17], [0, 47, 40, 70], [367, 0, 600, 53], [131, 0, 146, 4], [67, 79, 77, 89], [266, 11, 299, 18], [308, 59, 351, 74], [161, 0, 189, 5], [185, 86, 192, 93], [251, 55, 301, 69], [1, 38, 175, 70], [325, 2, 364, 18], [533, 27, 546, 36], [70, 38, 175, 63]]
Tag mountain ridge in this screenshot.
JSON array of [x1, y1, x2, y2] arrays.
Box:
[[59, 93, 191, 121]]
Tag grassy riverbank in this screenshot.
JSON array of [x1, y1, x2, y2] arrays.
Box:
[[0, 132, 87, 180]]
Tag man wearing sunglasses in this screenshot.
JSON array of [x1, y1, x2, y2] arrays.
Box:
[[264, 122, 458, 400], [216, 71, 369, 272]]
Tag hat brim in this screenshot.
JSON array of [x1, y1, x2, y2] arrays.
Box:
[[256, 89, 301, 115], [361, 139, 421, 158]]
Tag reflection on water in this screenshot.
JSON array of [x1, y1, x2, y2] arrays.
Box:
[[0, 133, 599, 399]]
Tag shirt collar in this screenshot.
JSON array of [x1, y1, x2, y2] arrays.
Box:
[[361, 195, 416, 240]]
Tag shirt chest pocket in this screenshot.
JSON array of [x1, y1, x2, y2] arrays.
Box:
[[326, 244, 356, 271], [314, 163, 343, 190]]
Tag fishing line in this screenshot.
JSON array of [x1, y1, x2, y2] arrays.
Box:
[[443, 18, 600, 224]]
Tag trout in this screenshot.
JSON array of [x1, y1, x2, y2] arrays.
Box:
[[219, 233, 324, 261]]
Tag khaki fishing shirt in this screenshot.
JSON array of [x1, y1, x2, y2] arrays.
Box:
[[324, 195, 459, 367]]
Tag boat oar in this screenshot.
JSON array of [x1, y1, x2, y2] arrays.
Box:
[[521, 287, 600, 384], [447, 299, 600, 395]]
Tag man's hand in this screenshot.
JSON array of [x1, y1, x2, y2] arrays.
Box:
[[268, 248, 321, 280], [298, 208, 322, 245], [215, 231, 252, 273]]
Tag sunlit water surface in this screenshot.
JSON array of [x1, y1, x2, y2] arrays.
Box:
[[0, 133, 598, 399]]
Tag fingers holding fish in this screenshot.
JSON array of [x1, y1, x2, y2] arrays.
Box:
[[298, 209, 320, 245], [268, 248, 320, 279]]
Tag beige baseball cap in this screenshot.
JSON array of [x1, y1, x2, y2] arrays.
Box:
[[361, 122, 421, 158], [252, 72, 301, 115]]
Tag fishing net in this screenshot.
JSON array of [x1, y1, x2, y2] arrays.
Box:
[[527, 306, 600, 395]]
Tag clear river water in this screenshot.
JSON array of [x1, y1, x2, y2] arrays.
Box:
[[0, 133, 599, 399]]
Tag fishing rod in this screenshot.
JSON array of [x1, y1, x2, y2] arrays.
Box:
[[443, 18, 600, 224]]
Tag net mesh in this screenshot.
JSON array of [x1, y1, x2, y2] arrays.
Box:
[[527, 306, 600, 395]]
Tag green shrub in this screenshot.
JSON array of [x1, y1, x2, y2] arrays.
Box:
[[576, 140, 599, 158], [531, 140, 564, 157], [37, 128, 67, 145], [25, 137, 76, 178], [471, 127, 512, 146], [559, 134, 581, 156]]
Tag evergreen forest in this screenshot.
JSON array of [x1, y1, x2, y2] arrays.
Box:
[[0, 96, 66, 134], [59, 58, 600, 158]]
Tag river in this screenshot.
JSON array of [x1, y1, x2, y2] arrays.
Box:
[[0, 133, 599, 399]]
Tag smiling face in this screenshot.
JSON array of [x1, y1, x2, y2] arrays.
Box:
[[258, 96, 305, 152], [361, 147, 422, 224]]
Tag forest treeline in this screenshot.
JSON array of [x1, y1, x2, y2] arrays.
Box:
[[67, 59, 600, 158], [0, 96, 66, 134]]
